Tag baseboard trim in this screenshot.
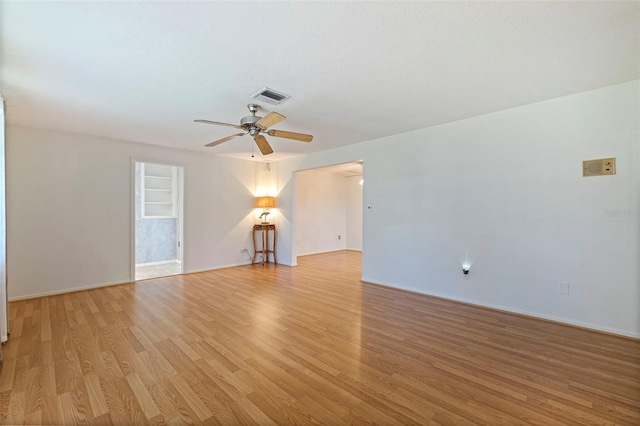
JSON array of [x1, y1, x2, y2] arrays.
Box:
[[187, 261, 253, 275], [346, 248, 363, 252], [361, 277, 640, 340], [9, 279, 132, 302], [135, 259, 180, 267], [298, 249, 349, 257]]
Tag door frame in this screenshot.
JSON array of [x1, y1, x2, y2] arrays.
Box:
[[130, 158, 186, 282]]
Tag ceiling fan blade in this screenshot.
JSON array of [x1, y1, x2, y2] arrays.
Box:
[[194, 119, 244, 130], [256, 112, 285, 129], [267, 129, 313, 142], [205, 133, 245, 147], [254, 135, 274, 155]]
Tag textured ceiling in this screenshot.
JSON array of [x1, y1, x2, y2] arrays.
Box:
[[2, 1, 638, 161]]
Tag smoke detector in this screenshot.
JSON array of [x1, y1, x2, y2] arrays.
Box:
[[250, 87, 290, 105]]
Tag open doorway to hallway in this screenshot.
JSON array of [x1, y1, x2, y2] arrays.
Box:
[[294, 161, 363, 263], [134, 162, 184, 280]]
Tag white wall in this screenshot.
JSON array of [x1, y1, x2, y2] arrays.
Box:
[[345, 176, 363, 251], [295, 169, 346, 255], [6, 126, 258, 300], [274, 80, 640, 337]]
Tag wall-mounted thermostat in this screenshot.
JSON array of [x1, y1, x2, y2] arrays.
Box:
[[583, 157, 615, 177]]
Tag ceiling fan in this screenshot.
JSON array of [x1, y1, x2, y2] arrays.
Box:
[[195, 104, 313, 155]]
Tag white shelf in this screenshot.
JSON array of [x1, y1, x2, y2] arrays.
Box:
[[141, 163, 177, 218]]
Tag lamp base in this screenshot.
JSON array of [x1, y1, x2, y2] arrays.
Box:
[[261, 221, 270, 225]]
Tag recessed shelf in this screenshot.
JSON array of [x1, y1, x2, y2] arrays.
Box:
[[142, 163, 177, 218]]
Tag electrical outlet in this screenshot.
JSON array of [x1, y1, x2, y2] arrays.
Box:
[[559, 282, 570, 295], [338, 235, 341, 240], [241, 247, 247, 253]]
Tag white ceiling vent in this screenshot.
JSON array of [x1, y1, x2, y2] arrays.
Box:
[[250, 87, 290, 105]]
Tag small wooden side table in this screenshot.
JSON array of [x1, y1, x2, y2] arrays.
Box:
[[252, 224, 277, 264]]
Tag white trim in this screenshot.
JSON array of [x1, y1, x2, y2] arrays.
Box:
[[177, 166, 185, 271], [277, 261, 297, 267], [291, 171, 298, 265], [8, 279, 131, 302], [0, 95, 6, 343], [135, 259, 180, 267], [186, 261, 253, 274], [297, 248, 347, 257], [130, 158, 136, 282], [361, 277, 640, 339], [345, 248, 363, 252]]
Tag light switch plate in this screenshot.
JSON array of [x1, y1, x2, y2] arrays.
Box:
[[559, 282, 570, 295]]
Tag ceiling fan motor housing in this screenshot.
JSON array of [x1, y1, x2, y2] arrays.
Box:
[[240, 115, 262, 128]]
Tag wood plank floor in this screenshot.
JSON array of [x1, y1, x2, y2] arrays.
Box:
[[1, 250, 639, 425]]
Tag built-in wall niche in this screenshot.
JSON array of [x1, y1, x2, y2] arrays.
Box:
[[141, 163, 177, 218]]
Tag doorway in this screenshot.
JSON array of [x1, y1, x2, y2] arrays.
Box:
[[134, 161, 184, 280], [294, 161, 363, 262]]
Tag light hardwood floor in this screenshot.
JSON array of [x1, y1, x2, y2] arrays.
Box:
[[1, 251, 639, 425]]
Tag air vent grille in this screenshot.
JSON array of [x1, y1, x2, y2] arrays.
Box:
[[251, 87, 290, 105]]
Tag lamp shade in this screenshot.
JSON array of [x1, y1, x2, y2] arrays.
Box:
[[256, 196, 276, 208]]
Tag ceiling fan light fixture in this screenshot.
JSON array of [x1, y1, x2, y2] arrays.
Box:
[[250, 87, 290, 105]]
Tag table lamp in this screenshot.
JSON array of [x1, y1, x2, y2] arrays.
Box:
[[256, 196, 276, 224]]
